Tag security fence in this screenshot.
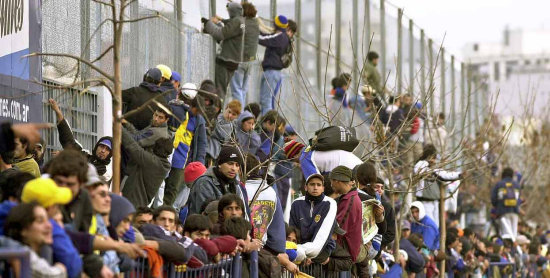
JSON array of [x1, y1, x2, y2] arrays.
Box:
[[40, 0, 486, 152]]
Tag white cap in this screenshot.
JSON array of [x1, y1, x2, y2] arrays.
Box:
[[181, 83, 197, 100]]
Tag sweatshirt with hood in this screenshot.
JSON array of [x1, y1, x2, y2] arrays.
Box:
[[410, 201, 440, 251], [234, 111, 261, 155], [204, 3, 245, 65]]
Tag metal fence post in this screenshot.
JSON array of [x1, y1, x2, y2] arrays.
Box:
[[420, 29, 426, 104], [460, 62, 466, 139], [316, 0, 322, 90], [295, 0, 301, 64], [352, 0, 359, 86], [467, 64, 472, 136], [80, 0, 90, 82], [428, 38, 434, 116], [335, 0, 342, 76], [271, 0, 277, 20], [176, 0, 183, 75], [210, 0, 216, 79], [365, 0, 371, 58], [379, 0, 386, 81], [440, 48, 446, 116], [450, 55, 456, 149], [397, 8, 403, 95], [408, 19, 414, 95]]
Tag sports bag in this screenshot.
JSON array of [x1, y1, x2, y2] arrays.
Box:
[[310, 126, 359, 152]]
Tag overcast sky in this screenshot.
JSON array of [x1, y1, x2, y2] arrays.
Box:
[[389, 0, 550, 58]]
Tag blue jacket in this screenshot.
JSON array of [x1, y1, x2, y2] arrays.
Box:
[[490, 177, 521, 217], [259, 31, 290, 71], [410, 201, 440, 251], [289, 193, 337, 261], [51, 219, 83, 278], [0, 200, 17, 235], [169, 100, 207, 167], [400, 238, 425, 273]]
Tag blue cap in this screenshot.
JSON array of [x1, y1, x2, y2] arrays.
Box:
[[98, 139, 112, 150], [171, 71, 181, 82], [415, 101, 423, 109]]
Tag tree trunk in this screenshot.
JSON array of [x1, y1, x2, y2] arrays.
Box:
[[111, 1, 123, 193], [439, 183, 446, 275]]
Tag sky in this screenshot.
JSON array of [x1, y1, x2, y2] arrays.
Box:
[[388, 0, 550, 58]]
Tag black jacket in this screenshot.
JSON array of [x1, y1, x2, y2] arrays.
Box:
[[56, 119, 112, 178], [380, 195, 396, 249], [122, 82, 166, 131], [259, 31, 290, 71]]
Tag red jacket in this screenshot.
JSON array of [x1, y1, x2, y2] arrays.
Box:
[[336, 188, 363, 262]]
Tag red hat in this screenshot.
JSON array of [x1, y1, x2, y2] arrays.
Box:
[[283, 140, 305, 159], [212, 235, 238, 254], [184, 162, 207, 184]]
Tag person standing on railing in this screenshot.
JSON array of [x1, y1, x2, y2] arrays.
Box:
[[289, 174, 337, 263], [490, 167, 521, 242]]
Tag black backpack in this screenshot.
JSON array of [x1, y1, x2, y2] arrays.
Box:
[[310, 126, 359, 152]]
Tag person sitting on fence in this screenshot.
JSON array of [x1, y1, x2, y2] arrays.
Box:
[[243, 153, 299, 275], [234, 111, 261, 155], [289, 173, 337, 263], [188, 145, 249, 216], [49, 98, 114, 181], [120, 124, 172, 208], [4, 202, 68, 277]]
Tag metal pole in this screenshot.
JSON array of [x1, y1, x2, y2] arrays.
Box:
[[460, 62, 466, 138], [440, 48, 446, 116], [397, 9, 403, 95], [473, 73, 480, 132], [365, 0, 371, 57], [353, 0, 359, 86], [295, 0, 301, 64], [335, 0, 342, 76], [467, 65, 472, 136], [80, 0, 90, 82], [450, 55, 456, 150], [271, 0, 277, 20], [428, 38, 434, 117], [380, 0, 386, 82], [210, 0, 216, 78], [409, 19, 414, 95], [176, 0, 183, 74], [316, 0, 322, 90], [420, 30, 426, 104]]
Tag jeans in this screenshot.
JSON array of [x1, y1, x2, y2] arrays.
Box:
[[215, 60, 237, 100], [259, 69, 282, 115], [230, 61, 254, 106]]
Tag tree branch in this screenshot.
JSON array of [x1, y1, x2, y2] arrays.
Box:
[[24, 52, 114, 82], [91, 45, 114, 64]]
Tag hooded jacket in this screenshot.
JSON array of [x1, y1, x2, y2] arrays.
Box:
[[289, 193, 337, 262], [122, 81, 167, 131], [410, 201, 440, 251], [56, 118, 113, 180], [206, 113, 235, 159], [109, 194, 136, 230], [490, 177, 521, 217], [259, 31, 290, 71], [204, 3, 245, 65], [120, 127, 171, 208], [243, 17, 260, 61], [187, 167, 249, 215], [335, 188, 363, 262], [414, 160, 461, 201], [168, 100, 207, 167], [245, 179, 286, 254], [235, 111, 261, 155]]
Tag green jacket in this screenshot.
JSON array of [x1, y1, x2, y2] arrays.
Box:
[[361, 61, 382, 94], [14, 155, 40, 177]]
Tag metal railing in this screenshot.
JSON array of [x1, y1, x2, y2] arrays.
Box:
[[487, 261, 517, 278], [282, 262, 352, 278], [0, 248, 31, 278]]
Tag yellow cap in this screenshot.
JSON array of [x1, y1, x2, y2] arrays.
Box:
[[156, 64, 172, 80], [21, 178, 72, 208]]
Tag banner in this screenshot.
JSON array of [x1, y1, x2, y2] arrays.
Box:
[[0, 0, 42, 123]]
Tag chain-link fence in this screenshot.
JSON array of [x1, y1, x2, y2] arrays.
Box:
[[40, 0, 485, 153]]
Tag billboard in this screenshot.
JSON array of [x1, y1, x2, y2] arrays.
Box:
[[0, 0, 42, 123]]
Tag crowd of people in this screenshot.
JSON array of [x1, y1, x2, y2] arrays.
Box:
[[0, 1, 548, 278]]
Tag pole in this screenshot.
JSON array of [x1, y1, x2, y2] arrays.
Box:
[[397, 8, 403, 95], [335, 0, 342, 75], [439, 183, 447, 275], [365, 0, 371, 57], [295, 0, 301, 64], [409, 19, 414, 95], [176, 0, 183, 74], [450, 55, 456, 151], [271, 0, 277, 21], [380, 0, 386, 81], [460, 62, 466, 138], [210, 0, 216, 78], [352, 0, 359, 86], [420, 30, 426, 105], [440, 48, 446, 116], [428, 39, 434, 117], [316, 0, 322, 90]]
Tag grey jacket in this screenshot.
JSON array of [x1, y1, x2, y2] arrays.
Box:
[[206, 113, 235, 159], [204, 3, 245, 64], [234, 111, 261, 155], [243, 17, 260, 61], [187, 167, 248, 215], [121, 127, 171, 208]]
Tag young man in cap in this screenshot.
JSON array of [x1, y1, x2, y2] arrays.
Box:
[[289, 173, 337, 262], [258, 15, 292, 115], [49, 98, 113, 181], [330, 166, 363, 264], [188, 145, 249, 215]]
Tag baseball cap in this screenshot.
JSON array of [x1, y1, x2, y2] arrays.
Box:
[[98, 139, 112, 150], [181, 83, 198, 100], [171, 71, 181, 82], [21, 178, 73, 208], [306, 173, 324, 185], [401, 220, 411, 230], [156, 64, 172, 80]]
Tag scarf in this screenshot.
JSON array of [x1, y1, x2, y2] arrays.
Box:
[[305, 192, 325, 205], [213, 166, 237, 194]]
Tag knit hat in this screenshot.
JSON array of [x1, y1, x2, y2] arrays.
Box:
[[274, 15, 289, 29], [184, 162, 207, 184], [156, 64, 172, 80], [329, 166, 353, 182], [171, 71, 181, 82], [21, 178, 72, 208], [109, 194, 136, 229], [194, 239, 219, 257], [217, 145, 243, 167], [283, 140, 305, 159]]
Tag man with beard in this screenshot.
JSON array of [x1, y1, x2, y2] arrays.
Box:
[[49, 99, 113, 181]]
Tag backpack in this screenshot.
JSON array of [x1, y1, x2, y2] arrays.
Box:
[[281, 40, 293, 68], [503, 182, 517, 207], [310, 126, 359, 152]]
